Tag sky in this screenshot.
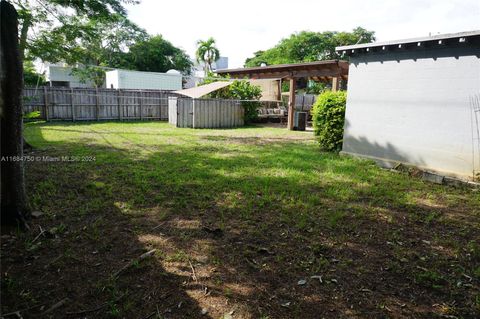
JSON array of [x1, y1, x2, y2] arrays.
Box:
[[126, 0, 480, 68]]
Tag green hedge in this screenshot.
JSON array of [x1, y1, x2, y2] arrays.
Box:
[[311, 91, 347, 152]]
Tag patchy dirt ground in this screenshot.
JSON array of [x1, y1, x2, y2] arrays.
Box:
[[1, 122, 479, 318]]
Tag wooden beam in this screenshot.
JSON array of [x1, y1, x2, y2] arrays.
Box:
[[223, 67, 347, 80], [287, 78, 296, 130]]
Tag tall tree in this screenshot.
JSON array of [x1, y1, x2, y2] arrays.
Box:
[[118, 35, 193, 75], [244, 27, 375, 67], [30, 13, 148, 86], [12, 0, 138, 61], [196, 37, 220, 76], [1, 0, 29, 228]]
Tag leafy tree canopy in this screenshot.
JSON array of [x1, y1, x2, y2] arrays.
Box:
[[196, 37, 220, 76], [13, 1, 193, 84], [30, 14, 148, 66], [244, 27, 375, 67], [119, 35, 193, 75], [12, 0, 138, 60]]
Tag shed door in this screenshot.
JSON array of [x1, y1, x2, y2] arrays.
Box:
[[177, 99, 193, 128]]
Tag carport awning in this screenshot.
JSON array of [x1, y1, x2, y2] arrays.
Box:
[[174, 81, 232, 98]]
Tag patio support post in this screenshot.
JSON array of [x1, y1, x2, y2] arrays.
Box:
[[287, 78, 296, 130]]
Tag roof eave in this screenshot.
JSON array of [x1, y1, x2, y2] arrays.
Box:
[[335, 30, 480, 53]]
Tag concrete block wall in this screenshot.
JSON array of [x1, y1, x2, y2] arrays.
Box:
[[343, 45, 480, 179]]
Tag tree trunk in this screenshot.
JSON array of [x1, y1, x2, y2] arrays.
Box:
[[1, 0, 30, 229], [18, 12, 31, 61]]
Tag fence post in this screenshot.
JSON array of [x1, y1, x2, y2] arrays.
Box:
[[95, 87, 100, 121], [117, 89, 122, 121], [70, 87, 75, 121], [192, 98, 196, 128], [139, 91, 143, 120], [159, 92, 162, 120], [43, 86, 49, 121]]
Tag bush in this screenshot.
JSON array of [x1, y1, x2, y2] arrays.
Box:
[[228, 80, 262, 124], [311, 91, 347, 152], [201, 78, 262, 124]]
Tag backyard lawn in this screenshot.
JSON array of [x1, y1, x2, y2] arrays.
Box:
[[1, 121, 479, 318]]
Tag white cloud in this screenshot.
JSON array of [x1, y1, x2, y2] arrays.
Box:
[[126, 0, 480, 68]]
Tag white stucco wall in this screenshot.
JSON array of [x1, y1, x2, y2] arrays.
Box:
[[105, 70, 119, 89], [106, 69, 182, 90], [46, 65, 95, 88], [343, 45, 480, 179]]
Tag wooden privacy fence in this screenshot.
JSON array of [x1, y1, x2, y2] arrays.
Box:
[[23, 87, 180, 121], [168, 97, 244, 128]]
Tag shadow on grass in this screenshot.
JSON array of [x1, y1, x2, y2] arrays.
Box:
[[1, 122, 479, 318]]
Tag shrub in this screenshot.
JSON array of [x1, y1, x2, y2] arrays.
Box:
[[311, 91, 347, 152], [201, 77, 262, 124], [228, 80, 262, 124]]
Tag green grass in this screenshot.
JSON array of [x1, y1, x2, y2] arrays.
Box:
[[25, 121, 479, 219], [3, 120, 479, 318]]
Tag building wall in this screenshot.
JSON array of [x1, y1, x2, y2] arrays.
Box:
[[105, 70, 119, 89], [106, 69, 182, 90], [214, 57, 229, 70], [46, 65, 96, 88], [343, 44, 480, 179]]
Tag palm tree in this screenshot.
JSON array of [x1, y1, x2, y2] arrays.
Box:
[[195, 37, 220, 77]]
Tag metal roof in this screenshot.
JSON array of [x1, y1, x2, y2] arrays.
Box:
[[336, 30, 480, 53]]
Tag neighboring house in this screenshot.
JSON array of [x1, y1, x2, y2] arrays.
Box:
[[336, 30, 480, 180], [105, 69, 182, 90], [43, 63, 99, 88]]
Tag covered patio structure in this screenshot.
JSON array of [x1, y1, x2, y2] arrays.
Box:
[[217, 60, 349, 130]]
